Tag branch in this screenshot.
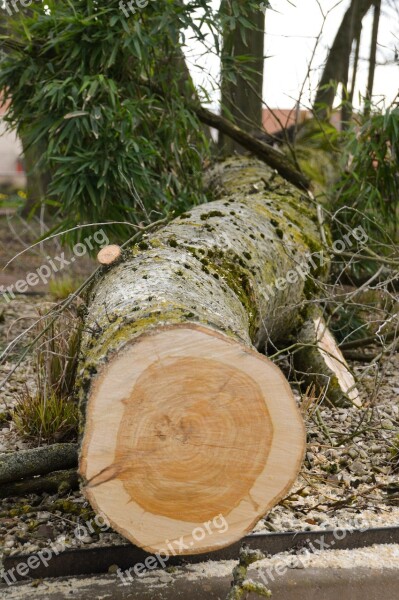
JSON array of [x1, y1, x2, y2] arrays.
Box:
[[0, 444, 78, 484], [194, 104, 311, 191], [0, 469, 78, 498], [138, 77, 311, 192]]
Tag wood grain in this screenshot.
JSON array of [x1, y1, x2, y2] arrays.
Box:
[[80, 325, 305, 554]]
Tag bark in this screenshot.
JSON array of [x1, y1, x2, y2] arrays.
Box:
[[195, 105, 310, 190], [294, 306, 361, 407], [20, 137, 51, 217], [77, 157, 325, 387], [0, 444, 78, 484], [0, 469, 78, 499], [365, 0, 381, 114], [219, 2, 265, 154], [314, 0, 374, 118], [76, 157, 327, 554]]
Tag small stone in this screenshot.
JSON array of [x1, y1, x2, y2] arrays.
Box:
[[328, 449, 339, 460], [158, 573, 173, 584], [36, 511, 51, 523], [374, 466, 390, 475], [32, 524, 56, 541], [25, 544, 40, 553], [348, 448, 359, 459], [289, 559, 305, 569], [80, 535, 94, 544], [349, 461, 367, 476], [108, 564, 120, 574], [381, 419, 395, 430], [306, 452, 314, 464]]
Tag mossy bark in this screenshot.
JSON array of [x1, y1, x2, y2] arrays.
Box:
[[0, 469, 78, 498], [294, 306, 360, 407], [0, 444, 78, 484], [77, 157, 326, 434]]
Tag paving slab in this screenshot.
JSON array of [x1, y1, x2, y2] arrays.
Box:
[[1, 566, 399, 600]]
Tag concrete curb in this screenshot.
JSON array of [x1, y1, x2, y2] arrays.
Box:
[[1, 567, 399, 599]]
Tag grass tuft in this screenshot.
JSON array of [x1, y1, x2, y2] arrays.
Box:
[[13, 388, 78, 443], [12, 309, 80, 444], [49, 275, 84, 300]]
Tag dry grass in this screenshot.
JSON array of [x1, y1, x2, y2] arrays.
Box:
[[300, 383, 325, 418], [12, 308, 80, 444], [49, 275, 84, 300], [391, 435, 399, 472], [13, 387, 78, 443]]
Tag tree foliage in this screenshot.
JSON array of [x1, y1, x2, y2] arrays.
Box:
[[0, 0, 265, 242], [335, 104, 399, 245]]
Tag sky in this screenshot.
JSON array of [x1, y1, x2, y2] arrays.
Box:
[[186, 0, 399, 111]]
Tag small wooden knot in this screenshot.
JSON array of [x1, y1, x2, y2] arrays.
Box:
[[97, 245, 122, 265]]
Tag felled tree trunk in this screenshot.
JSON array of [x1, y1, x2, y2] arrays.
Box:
[[76, 157, 349, 555]]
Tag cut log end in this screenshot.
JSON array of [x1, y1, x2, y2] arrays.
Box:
[[295, 309, 361, 408], [97, 244, 122, 265], [314, 317, 361, 407], [79, 324, 305, 555]]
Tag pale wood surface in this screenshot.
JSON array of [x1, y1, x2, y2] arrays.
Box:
[[314, 317, 361, 407], [80, 325, 305, 554], [97, 245, 122, 265]]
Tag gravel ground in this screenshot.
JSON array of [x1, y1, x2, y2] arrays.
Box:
[[0, 263, 398, 592], [0, 295, 398, 565]]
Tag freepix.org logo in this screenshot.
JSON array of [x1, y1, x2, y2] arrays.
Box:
[[0, 229, 109, 303], [119, 0, 156, 18], [3, 0, 36, 16], [116, 513, 229, 584]]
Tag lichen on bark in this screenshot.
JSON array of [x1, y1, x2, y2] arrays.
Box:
[[76, 157, 326, 421]]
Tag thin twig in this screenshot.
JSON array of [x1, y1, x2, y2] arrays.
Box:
[[0, 219, 168, 391]]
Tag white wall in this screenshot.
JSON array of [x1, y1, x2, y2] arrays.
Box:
[[0, 117, 26, 188]]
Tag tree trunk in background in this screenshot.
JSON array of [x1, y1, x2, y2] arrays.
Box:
[[347, 25, 362, 107], [365, 0, 381, 115], [314, 0, 374, 120], [0, 14, 50, 217], [21, 137, 51, 217], [0, 12, 8, 36], [342, 22, 362, 129], [76, 157, 357, 554], [173, 50, 214, 145], [219, 2, 265, 154]]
